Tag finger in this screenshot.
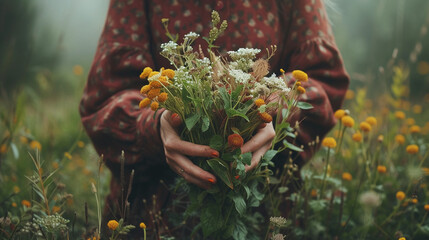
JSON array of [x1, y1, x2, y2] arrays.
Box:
[[245, 141, 271, 172], [241, 122, 275, 154], [163, 138, 219, 158], [166, 154, 216, 188]]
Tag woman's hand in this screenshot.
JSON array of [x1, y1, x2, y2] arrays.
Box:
[[160, 110, 219, 189], [242, 122, 276, 172]]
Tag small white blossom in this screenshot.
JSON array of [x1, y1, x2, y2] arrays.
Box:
[[160, 41, 178, 54], [228, 48, 261, 61], [262, 73, 290, 93], [229, 69, 251, 84], [184, 32, 200, 40], [359, 190, 381, 208]]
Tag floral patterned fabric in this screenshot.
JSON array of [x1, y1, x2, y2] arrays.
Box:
[[79, 0, 349, 236]]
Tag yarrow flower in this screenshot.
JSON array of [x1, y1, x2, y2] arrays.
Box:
[[227, 48, 261, 60], [107, 220, 119, 230], [321, 137, 337, 148]]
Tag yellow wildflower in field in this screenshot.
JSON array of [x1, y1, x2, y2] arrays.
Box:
[[395, 134, 405, 145], [422, 167, 429, 176], [322, 137, 337, 148], [64, 152, 72, 160], [406, 118, 415, 125], [365, 116, 377, 126], [310, 189, 318, 198], [342, 172, 352, 181], [108, 220, 119, 230], [394, 111, 406, 119], [20, 136, 28, 144], [30, 140, 42, 150], [73, 65, 84, 76], [352, 131, 362, 142], [412, 104, 422, 114], [52, 206, 61, 213], [292, 70, 308, 82], [406, 144, 419, 154], [12, 202, 17, 207], [77, 141, 85, 148], [161, 69, 175, 79], [345, 89, 354, 100], [396, 191, 406, 201], [0, 144, 7, 153], [13, 186, 20, 194], [424, 204, 429, 211], [334, 109, 346, 119], [398, 237, 406, 240], [409, 125, 421, 133], [254, 98, 265, 107], [359, 122, 371, 132], [341, 116, 355, 128], [139, 222, 146, 229], [411, 198, 418, 204], [377, 165, 387, 174], [21, 200, 31, 207]]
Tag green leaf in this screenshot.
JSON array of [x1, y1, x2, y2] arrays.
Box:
[[10, 143, 19, 159], [209, 135, 223, 151], [182, 86, 191, 104], [283, 140, 303, 152], [201, 203, 224, 237], [232, 218, 248, 240], [297, 101, 313, 110], [263, 150, 278, 162], [185, 113, 200, 130], [226, 108, 249, 121], [201, 115, 210, 132], [309, 199, 327, 212], [278, 186, 289, 194], [231, 84, 244, 101], [207, 158, 233, 189], [219, 87, 230, 109], [281, 108, 289, 119], [241, 152, 252, 166], [229, 191, 246, 215]]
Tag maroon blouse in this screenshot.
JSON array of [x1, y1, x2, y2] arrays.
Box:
[[80, 0, 349, 225]]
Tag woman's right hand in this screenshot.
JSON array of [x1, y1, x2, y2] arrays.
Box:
[[160, 110, 219, 189]]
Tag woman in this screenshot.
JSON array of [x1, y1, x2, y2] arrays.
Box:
[[80, 0, 349, 238]]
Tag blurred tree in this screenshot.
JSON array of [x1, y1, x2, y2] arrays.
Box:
[[0, 0, 60, 94]]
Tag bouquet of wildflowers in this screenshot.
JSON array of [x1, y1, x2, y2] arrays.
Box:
[[138, 11, 311, 239]]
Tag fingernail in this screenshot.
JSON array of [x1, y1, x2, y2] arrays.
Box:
[[208, 178, 215, 183], [211, 151, 219, 158], [234, 175, 240, 180]]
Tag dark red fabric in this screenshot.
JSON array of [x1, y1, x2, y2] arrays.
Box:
[[79, 0, 349, 237]]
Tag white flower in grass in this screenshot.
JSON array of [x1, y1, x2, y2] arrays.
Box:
[[229, 69, 251, 84], [160, 41, 178, 54]]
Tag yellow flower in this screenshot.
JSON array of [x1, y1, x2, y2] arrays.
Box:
[[12, 202, 17, 207], [140, 67, 153, 79], [21, 200, 31, 208], [411, 198, 418, 204], [254, 98, 265, 107], [157, 92, 168, 103], [292, 70, 308, 82], [140, 85, 151, 94], [377, 165, 387, 174], [52, 161, 59, 169], [424, 204, 429, 211], [365, 116, 377, 126], [150, 101, 159, 111], [341, 116, 355, 128], [422, 167, 429, 176], [296, 86, 306, 94], [52, 206, 61, 213], [406, 144, 419, 154], [0, 144, 7, 153], [406, 118, 415, 125], [64, 152, 72, 160], [394, 111, 406, 119], [20, 136, 28, 144], [73, 65, 84, 76], [409, 125, 421, 133], [377, 134, 384, 142], [148, 71, 160, 78], [310, 189, 318, 198], [107, 220, 119, 230], [258, 112, 273, 123], [359, 122, 371, 132], [30, 140, 42, 150], [147, 88, 161, 99], [139, 98, 151, 108], [139, 222, 146, 229], [13, 186, 20, 194], [161, 69, 175, 79], [345, 89, 354, 100], [352, 131, 362, 142], [395, 134, 405, 145], [334, 109, 346, 120], [77, 141, 85, 148], [412, 104, 422, 114], [228, 133, 244, 149], [396, 191, 406, 201], [321, 137, 337, 148], [280, 68, 285, 73], [342, 172, 352, 181], [398, 237, 406, 240], [149, 80, 162, 88]]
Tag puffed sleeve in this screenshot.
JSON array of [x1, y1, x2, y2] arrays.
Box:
[[279, 0, 350, 167], [79, 0, 165, 174]]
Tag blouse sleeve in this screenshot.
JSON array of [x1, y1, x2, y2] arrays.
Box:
[[279, 0, 350, 167], [79, 0, 165, 175]]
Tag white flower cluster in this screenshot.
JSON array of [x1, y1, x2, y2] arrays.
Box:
[[184, 31, 200, 40], [262, 73, 290, 94], [174, 66, 193, 89], [35, 214, 69, 232], [160, 41, 178, 54], [229, 69, 251, 84], [227, 48, 261, 61]]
